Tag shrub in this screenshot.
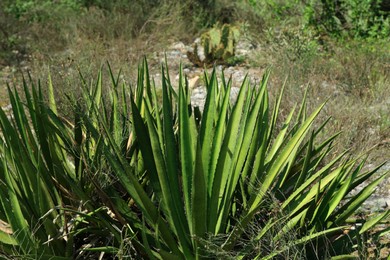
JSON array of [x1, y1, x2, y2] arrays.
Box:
[[2, 0, 83, 21], [0, 61, 388, 258], [304, 0, 390, 39]]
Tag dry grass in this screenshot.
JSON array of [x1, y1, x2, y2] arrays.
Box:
[[247, 26, 389, 166]]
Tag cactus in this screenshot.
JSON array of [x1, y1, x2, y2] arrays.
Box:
[[187, 24, 240, 66], [202, 24, 240, 63]]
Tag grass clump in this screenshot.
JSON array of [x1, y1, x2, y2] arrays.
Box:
[[0, 60, 388, 258]]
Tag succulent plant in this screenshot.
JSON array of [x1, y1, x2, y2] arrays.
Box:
[[188, 23, 241, 66], [1, 60, 388, 259]]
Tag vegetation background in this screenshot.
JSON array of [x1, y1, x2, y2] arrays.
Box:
[[0, 0, 389, 160], [0, 0, 389, 259]]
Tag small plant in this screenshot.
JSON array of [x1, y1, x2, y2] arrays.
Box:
[[0, 60, 388, 258], [189, 23, 241, 66]]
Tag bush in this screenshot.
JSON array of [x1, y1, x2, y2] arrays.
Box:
[[0, 61, 388, 258], [304, 0, 390, 39], [2, 0, 82, 21]]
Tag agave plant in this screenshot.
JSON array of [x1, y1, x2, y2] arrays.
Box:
[[0, 59, 388, 259], [0, 73, 129, 258]]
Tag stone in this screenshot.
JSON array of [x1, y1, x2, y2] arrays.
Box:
[[188, 76, 200, 89]]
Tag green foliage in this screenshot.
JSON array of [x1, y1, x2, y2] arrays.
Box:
[[0, 75, 121, 258], [249, 0, 301, 18], [304, 0, 390, 39], [0, 61, 388, 258], [3, 0, 83, 21], [1, 0, 158, 25], [247, 0, 304, 26], [201, 23, 241, 64]]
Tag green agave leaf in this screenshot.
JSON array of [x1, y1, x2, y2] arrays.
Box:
[[81, 246, 119, 253], [324, 163, 357, 220], [163, 54, 178, 103], [108, 76, 122, 145], [101, 139, 182, 256], [335, 171, 388, 225], [247, 82, 269, 192], [7, 85, 38, 159], [309, 161, 355, 225], [141, 216, 158, 260], [160, 70, 192, 252], [266, 78, 286, 150], [22, 75, 38, 130], [209, 75, 249, 234], [223, 96, 326, 251], [219, 73, 270, 230], [85, 97, 182, 257], [347, 162, 386, 194], [200, 68, 218, 182], [128, 97, 162, 197], [47, 73, 58, 115], [0, 229, 17, 245], [93, 69, 103, 109], [293, 131, 315, 190], [207, 77, 231, 195], [216, 70, 228, 109], [273, 107, 299, 188], [33, 85, 54, 173], [144, 105, 191, 247], [287, 164, 346, 222], [217, 85, 254, 231], [135, 59, 146, 114], [179, 67, 196, 229], [376, 226, 390, 238], [282, 150, 348, 212], [162, 69, 180, 201], [191, 136, 207, 255], [150, 75, 164, 149], [296, 86, 308, 126], [265, 106, 296, 164], [0, 161, 35, 254], [359, 210, 390, 234], [250, 102, 326, 213], [274, 209, 307, 241]]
